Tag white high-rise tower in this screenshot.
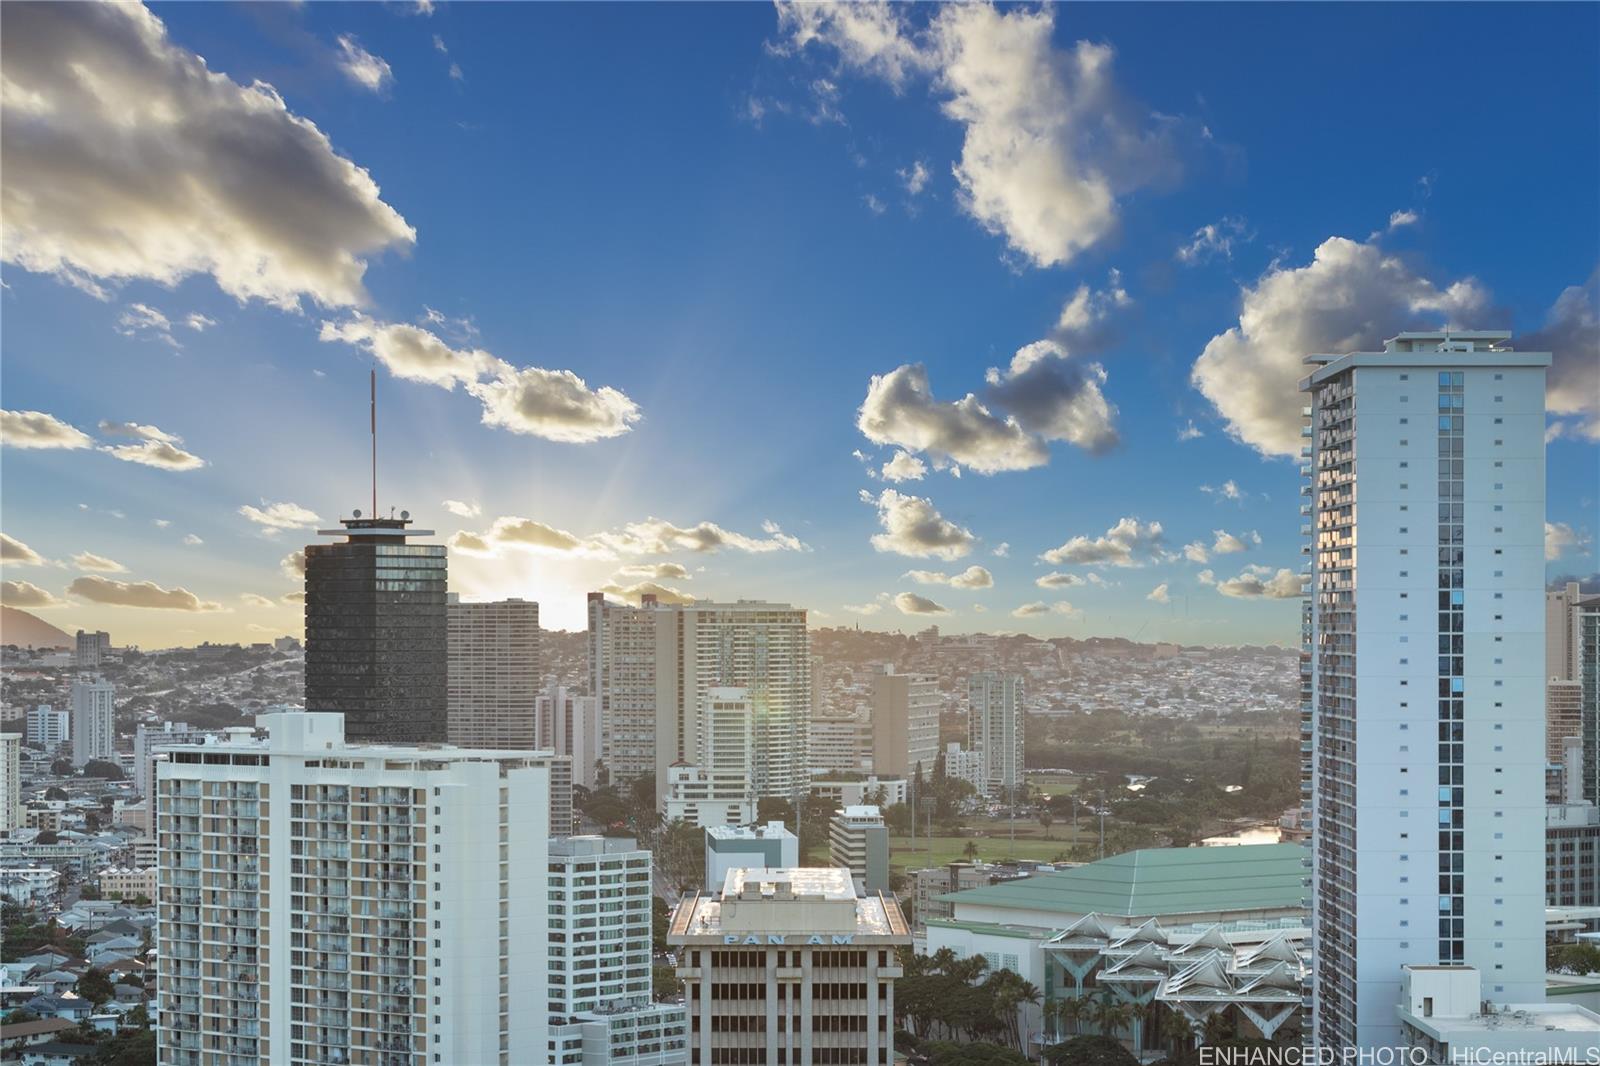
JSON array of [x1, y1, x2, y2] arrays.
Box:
[[1302, 331, 1549, 1049], [968, 672, 1023, 800]]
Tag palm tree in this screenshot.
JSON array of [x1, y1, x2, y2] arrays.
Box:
[[1092, 994, 1135, 1040], [1038, 808, 1055, 838], [1056, 994, 1090, 1038], [1201, 1008, 1236, 1047], [929, 946, 959, 975], [1158, 1006, 1196, 1057], [962, 839, 980, 863]]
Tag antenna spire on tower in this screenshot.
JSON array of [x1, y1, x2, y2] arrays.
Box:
[[370, 368, 377, 518]]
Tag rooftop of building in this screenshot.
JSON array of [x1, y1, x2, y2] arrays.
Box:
[[707, 821, 795, 842], [669, 866, 910, 940], [939, 843, 1305, 918], [160, 711, 556, 765]]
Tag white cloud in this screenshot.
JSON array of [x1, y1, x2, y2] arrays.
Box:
[[97, 421, 205, 471], [281, 550, 306, 579], [1387, 208, 1419, 232], [903, 565, 993, 590], [862, 193, 887, 216], [0, 3, 415, 310], [1208, 564, 1304, 600], [894, 591, 949, 616], [1, 580, 63, 609], [991, 542, 1009, 558], [615, 562, 692, 581], [1191, 236, 1488, 456], [1546, 521, 1590, 562], [880, 450, 927, 483], [1012, 600, 1079, 619], [2, 533, 45, 566], [1182, 542, 1209, 564], [240, 592, 277, 608], [1035, 572, 1085, 589], [240, 502, 321, 531], [864, 489, 976, 561], [442, 499, 482, 518], [858, 363, 1047, 474], [153, 519, 171, 528], [1, 409, 94, 450], [1200, 479, 1245, 501], [1146, 583, 1170, 604], [842, 598, 886, 616], [453, 514, 805, 560], [1177, 420, 1203, 442], [335, 34, 394, 93], [1523, 272, 1600, 442], [773, 2, 930, 90], [68, 574, 221, 610], [183, 534, 204, 546], [984, 340, 1117, 454], [1176, 217, 1250, 264], [321, 315, 641, 443], [1039, 517, 1163, 567], [898, 160, 931, 196], [1211, 529, 1259, 555], [184, 312, 216, 332], [72, 551, 126, 573], [116, 302, 177, 345], [599, 581, 695, 607]]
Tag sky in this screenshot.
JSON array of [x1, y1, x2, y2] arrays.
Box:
[[1, 1, 1596, 650]]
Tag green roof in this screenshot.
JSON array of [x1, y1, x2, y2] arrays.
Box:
[[938, 844, 1305, 919]]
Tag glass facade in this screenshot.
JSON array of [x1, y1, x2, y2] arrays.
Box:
[[1435, 371, 1466, 963], [305, 526, 448, 743]]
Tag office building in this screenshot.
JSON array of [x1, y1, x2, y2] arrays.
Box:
[[154, 711, 550, 1066], [25, 705, 68, 748], [70, 676, 115, 768], [1547, 580, 1585, 684], [968, 672, 1024, 800], [1579, 596, 1600, 804], [0, 733, 19, 834], [589, 595, 812, 807], [706, 822, 800, 891], [1548, 736, 1600, 908], [446, 596, 540, 750], [869, 666, 939, 780], [1302, 331, 1549, 1049], [828, 805, 889, 894], [536, 680, 601, 791], [74, 629, 110, 670], [547, 836, 686, 1065], [807, 712, 871, 776], [939, 742, 985, 793], [304, 513, 448, 743], [132, 722, 215, 801], [664, 688, 755, 829], [668, 867, 910, 1066], [536, 751, 576, 838], [1396, 966, 1600, 1063], [1548, 680, 1584, 798], [809, 775, 907, 810], [99, 865, 156, 900]]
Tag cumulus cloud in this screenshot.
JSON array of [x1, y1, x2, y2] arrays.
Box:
[[1200, 480, 1244, 501], [240, 502, 321, 532], [1176, 217, 1251, 265], [240, 592, 277, 608], [1183, 541, 1209, 564], [1547, 521, 1590, 562], [453, 514, 804, 560], [1035, 571, 1085, 589], [97, 421, 205, 470], [1191, 236, 1489, 456], [1039, 517, 1163, 567], [1012, 600, 1079, 619], [2, 533, 45, 566], [183, 534, 204, 546], [773, 1, 930, 89], [1, 580, 63, 608], [858, 364, 1046, 474], [598, 581, 695, 607], [1522, 272, 1600, 442], [320, 315, 494, 388], [335, 34, 393, 93], [185, 312, 216, 332], [903, 565, 993, 590], [898, 159, 931, 196], [68, 575, 221, 610], [863, 489, 976, 561], [991, 542, 1009, 558], [280, 550, 306, 580], [72, 552, 126, 573], [1052, 269, 1132, 351], [1210, 529, 1260, 555], [442, 499, 481, 518], [615, 562, 692, 581], [2, 409, 94, 450], [1206, 564, 1304, 600], [842, 598, 886, 616], [984, 340, 1117, 453], [881, 450, 927, 482], [116, 302, 177, 345], [1146, 582, 1170, 604], [0, 2, 415, 309], [894, 591, 949, 616], [282, 591, 306, 605], [1177, 420, 1204, 442]]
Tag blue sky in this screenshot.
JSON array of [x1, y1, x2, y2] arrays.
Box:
[[2, 1, 1596, 648]]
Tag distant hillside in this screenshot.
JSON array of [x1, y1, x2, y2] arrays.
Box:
[[0, 606, 72, 648]]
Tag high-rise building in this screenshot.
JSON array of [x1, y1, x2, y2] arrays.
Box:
[[70, 676, 115, 768], [25, 705, 68, 748], [1302, 331, 1549, 1048], [664, 687, 755, 829], [870, 665, 940, 780], [133, 721, 215, 801], [74, 629, 110, 670], [668, 867, 909, 1066], [588, 594, 812, 807], [154, 712, 550, 1066], [547, 835, 687, 1065], [536, 680, 601, 790], [446, 596, 540, 749], [0, 734, 20, 833], [304, 513, 448, 743], [1546, 581, 1585, 683], [1548, 680, 1584, 799], [1579, 596, 1600, 804], [967, 672, 1023, 800], [807, 711, 871, 775], [828, 804, 889, 894], [705, 821, 800, 890]]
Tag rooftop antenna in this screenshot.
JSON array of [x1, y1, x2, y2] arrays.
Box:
[[370, 368, 378, 519]]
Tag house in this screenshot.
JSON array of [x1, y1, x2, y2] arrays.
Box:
[[19, 1043, 99, 1066], [20, 993, 94, 1021], [0, 1019, 77, 1056], [84, 936, 141, 963]]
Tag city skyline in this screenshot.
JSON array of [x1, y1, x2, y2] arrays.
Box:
[[3, 1, 1598, 653]]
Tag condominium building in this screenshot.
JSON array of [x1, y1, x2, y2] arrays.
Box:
[[133, 722, 217, 801], [153, 711, 550, 1066], [25, 705, 68, 748], [939, 742, 985, 793], [586, 593, 662, 784], [807, 712, 871, 776], [305, 514, 448, 743], [536, 680, 601, 790], [547, 835, 686, 1065], [75, 629, 110, 670], [446, 596, 540, 750], [0, 733, 19, 834], [1302, 331, 1549, 1049], [1548, 681, 1584, 799], [1546, 580, 1585, 683], [99, 865, 156, 900], [869, 666, 939, 780], [668, 867, 910, 1066], [664, 688, 755, 829], [828, 805, 889, 894], [70, 676, 115, 768], [967, 673, 1023, 800], [706, 822, 800, 891], [1579, 596, 1600, 804]]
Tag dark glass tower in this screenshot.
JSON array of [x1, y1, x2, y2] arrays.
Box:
[[304, 514, 448, 743]]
